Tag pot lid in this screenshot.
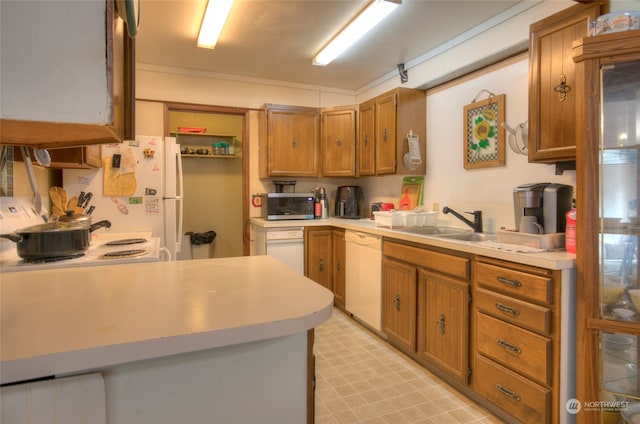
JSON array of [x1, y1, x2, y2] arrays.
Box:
[[17, 221, 86, 233], [57, 211, 91, 225]]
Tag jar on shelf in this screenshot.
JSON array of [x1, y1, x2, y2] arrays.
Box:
[[212, 141, 229, 155]]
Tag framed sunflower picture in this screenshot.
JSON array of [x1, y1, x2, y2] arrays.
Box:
[[463, 93, 506, 169]]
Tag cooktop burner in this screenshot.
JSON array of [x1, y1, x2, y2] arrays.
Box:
[[103, 238, 147, 246], [22, 253, 85, 264], [99, 249, 147, 259]]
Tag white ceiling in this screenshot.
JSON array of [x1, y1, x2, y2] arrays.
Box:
[[135, 0, 524, 91]]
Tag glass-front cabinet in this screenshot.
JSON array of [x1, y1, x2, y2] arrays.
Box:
[[574, 30, 640, 424]]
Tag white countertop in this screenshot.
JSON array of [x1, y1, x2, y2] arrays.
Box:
[[250, 217, 576, 270], [0, 256, 333, 385]]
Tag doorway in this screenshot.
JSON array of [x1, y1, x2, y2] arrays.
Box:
[[164, 102, 251, 258]]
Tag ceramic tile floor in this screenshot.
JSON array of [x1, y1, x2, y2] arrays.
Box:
[[314, 308, 504, 424]]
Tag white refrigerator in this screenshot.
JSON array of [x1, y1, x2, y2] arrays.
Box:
[[63, 136, 183, 259]]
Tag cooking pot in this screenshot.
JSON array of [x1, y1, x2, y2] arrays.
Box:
[[0, 220, 111, 259]]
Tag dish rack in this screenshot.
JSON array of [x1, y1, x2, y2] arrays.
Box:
[[374, 211, 438, 228]]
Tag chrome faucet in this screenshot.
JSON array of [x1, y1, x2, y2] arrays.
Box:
[[442, 206, 483, 233]]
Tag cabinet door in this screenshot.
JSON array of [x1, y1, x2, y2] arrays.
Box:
[[267, 108, 319, 177], [49, 145, 102, 168], [418, 270, 469, 383], [358, 102, 375, 176], [382, 257, 417, 351], [528, 2, 601, 163], [375, 93, 397, 175], [332, 229, 346, 308], [322, 108, 356, 177], [305, 228, 332, 291]]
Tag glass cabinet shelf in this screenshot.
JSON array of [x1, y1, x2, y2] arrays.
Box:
[[597, 54, 640, 422]]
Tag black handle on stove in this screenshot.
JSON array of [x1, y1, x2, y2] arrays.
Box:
[[0, 233, 22, 243]]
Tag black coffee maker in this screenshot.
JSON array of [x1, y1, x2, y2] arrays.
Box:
[[335, 186, 364, 219]]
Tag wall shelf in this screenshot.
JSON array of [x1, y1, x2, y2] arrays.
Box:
[[172, 132, 237, 158]]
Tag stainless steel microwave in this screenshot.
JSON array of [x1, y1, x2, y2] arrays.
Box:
[[260, 193, 315, 220]]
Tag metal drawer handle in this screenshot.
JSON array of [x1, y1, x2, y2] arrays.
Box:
[[335, 260, 341, 271], [318, 259, 324, 271], [364, 134, 369, 146], [495, 302, 520, 316], [336, 138, 342, 146], [292, 138, 298, 148], [393, 294, 401, 311], [497, 276, 522, 288], [496, 384, 521, 401], [382, 128, 388, 141], [496, 339, 521, 355]]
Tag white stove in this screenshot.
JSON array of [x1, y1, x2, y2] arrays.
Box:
[[0, 197, 162, 273]]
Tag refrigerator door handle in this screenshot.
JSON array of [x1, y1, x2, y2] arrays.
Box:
[[175, 146, 183, 253], [175, 146, 184, 199], [175, 196, 183, 253]]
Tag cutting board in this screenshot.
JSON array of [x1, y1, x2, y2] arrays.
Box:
[[103, 156, 137, 196], [399, 176, 424, 210]]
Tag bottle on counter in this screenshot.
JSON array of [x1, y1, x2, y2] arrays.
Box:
[[565, 201, 576, 254], [316, 187, 328, 219], [314, 187, 322, 219], [399, 188, 411, 211]]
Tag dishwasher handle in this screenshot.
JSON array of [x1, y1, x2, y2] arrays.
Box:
[[345, 231, 382, 248]]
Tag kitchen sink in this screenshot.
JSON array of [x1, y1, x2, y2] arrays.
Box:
[[393, 226, 471, 236], [435, 232, 497, 242]]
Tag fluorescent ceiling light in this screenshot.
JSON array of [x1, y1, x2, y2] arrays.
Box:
[[197, 0, 234, 49], [313, 0, 400, 66]]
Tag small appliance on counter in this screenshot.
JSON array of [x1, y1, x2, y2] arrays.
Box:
[[272, 180, 297, 193], [513, 182, 573, 233], [259, 181, 315, 220], [335, 186, 364, 219]]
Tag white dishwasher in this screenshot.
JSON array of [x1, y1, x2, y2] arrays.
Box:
[[345, 230, 382, 332], [264, 227, 305, 275]]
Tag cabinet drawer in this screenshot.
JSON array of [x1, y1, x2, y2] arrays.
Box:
[[475, 355, 550, 424], [383, 241, 470, 280], [475, 288, 551, 336], [476, 313, 551, 385], [476, 262, 552, 304]]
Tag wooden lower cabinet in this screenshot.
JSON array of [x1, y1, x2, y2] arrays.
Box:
[[331, 228, 346, 308], [382, 240, 471, 381], [304, 227, 345, 308], [417, 270, 469, 384], [382, 257, 417, 351], [473, 256, 560, 424], [475, 355, 550, 424]]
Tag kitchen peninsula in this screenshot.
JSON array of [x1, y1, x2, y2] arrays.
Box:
[[0, 256, 333, 423]]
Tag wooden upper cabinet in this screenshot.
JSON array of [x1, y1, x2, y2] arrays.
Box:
[[358, 87, 426, 176], [0, 0, 133, 148], [528, 2, 605, 163], [321, 106, 356, 177], [375, 92, 398, 175], [358, 101, 376, 176], [260, 104, 320, 177]]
